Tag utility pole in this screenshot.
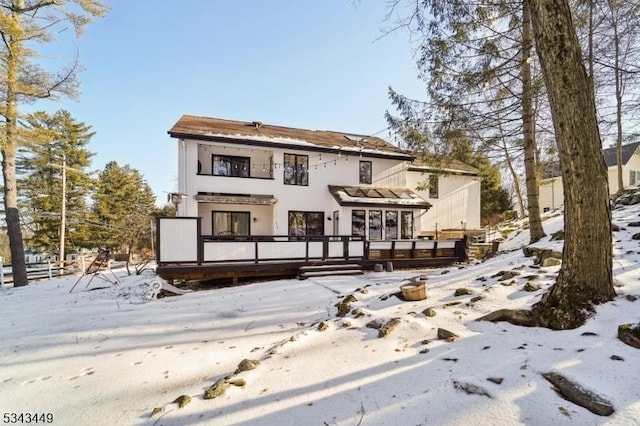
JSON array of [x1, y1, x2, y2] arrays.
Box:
[[59, 153, 66, 274]]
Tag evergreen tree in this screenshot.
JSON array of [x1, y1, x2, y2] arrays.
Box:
[[0, 0, 108, 286], [18, 110, 95, 258], [92, 161, 156, 259], [385, 0, 550, 242]]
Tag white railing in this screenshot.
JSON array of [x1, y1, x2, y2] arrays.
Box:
[[156, 217, 463, 265]]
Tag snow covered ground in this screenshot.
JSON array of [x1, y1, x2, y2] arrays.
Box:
[[1, 206, 639, 426]]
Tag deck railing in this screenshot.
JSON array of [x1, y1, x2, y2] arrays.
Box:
[[156, 216, 465, 265]]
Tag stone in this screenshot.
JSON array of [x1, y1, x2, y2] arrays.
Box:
[[172, 395, 191, 408], [550, 230, 565, 240], [423, 307, 437, 317], [487, 377, 504, 385], [541, 257, 562, 267], [454, 288, 473, 296], [378, 318, 401, 338], [204, 378, 230, 400], [437, 328, 458, 341], [626, 294, 638, 302], [236, 359, 260, 373], [618, 323, 640, 349], [453, 381, 491, 398], [366, 319, 385, 329], [542, 372, 614, 416], [523, 282, 540, 292], [317, 321, 329, 331]]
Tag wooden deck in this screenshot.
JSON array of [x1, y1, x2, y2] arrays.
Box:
[[156, 225, 465, 283]]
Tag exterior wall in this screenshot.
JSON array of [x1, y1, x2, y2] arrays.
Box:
[[539, 177, 564, 212], [608, 154, 640, 193], [176, 138, 482, 239], [407, 170, 481, 232], [178, 138, 415, 237]]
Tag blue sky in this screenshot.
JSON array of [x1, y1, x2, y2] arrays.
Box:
[[36, 1, 425, 205]]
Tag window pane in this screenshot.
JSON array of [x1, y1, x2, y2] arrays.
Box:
[[369, 210, 382, 240], [359, 161, 372, 184], [352, 210, 365, 236], [401, 211, 413, 239], [297, 156, 308, 185], [306, 212, 324, 235], [213, 155, 250, 177], [385, 211, 398, 239], [288, 212, 305, 236], [429, 175, 439, 198], [213, 212, 231, 235], [213, 211, 250, 236], [232, 212, 250, 235], [213, 156, 230, 176], [284, 154, 296, 185]]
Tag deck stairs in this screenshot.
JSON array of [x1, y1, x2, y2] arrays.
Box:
[[298, 263, 364, 280]]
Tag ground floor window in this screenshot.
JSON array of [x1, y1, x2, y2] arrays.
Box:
[[212, 211, 250, 236], [401, 211, 413, 239], [351, 209, 413, 239], [288, 211, 324, 236], [369, 210, 382, 240], [385, 211, 398, 239], [352, 210, 366, 236]]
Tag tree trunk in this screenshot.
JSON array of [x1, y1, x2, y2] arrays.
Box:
[[522, 0, 546, 243], [529, 0, 614, 329], [608, 0, 624, 195], [502, 138, 526, 218], [1, 10, 28, 287]]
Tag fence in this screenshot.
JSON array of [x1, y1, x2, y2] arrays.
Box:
[[0, 257, 81, 288]]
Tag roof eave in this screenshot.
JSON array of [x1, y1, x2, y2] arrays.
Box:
[[170, 131, 414, 161]]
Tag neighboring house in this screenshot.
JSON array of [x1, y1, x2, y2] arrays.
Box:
[[604, 142, 640, 194], [157, 115, 479, 281], [539, 142, 640, 212], [538, 160, 563, 213]]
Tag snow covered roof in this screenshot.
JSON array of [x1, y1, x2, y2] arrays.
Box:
[[407, 158, 479, 176], [328, 185, 431, 209], [169, 115, 412, 160]]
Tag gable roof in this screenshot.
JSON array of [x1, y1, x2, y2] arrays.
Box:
[[169, 115, 412, 160], [603, 142, 640, 167]]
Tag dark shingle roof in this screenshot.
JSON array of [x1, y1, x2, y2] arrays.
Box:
[[603, 142, 640, 167], [169, 115, 411, 160]]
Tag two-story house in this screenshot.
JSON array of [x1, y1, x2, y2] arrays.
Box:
[[171, 114, 435, 240], [156, 115, 479, 282]]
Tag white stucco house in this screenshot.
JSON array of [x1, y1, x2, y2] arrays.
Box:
[[156, 115, 480, 281], [539, 142, 640, 212], [170, 115, 480, 240]]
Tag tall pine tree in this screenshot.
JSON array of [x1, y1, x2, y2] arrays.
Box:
[[0, 0, 108, 286], [18, 110, 95, 259]]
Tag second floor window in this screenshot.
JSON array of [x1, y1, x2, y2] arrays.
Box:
[[213, 155, 250, 177], [429, 174, 439, 198], [359, 161, 372, 184], [284, 154, 308, 185]]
